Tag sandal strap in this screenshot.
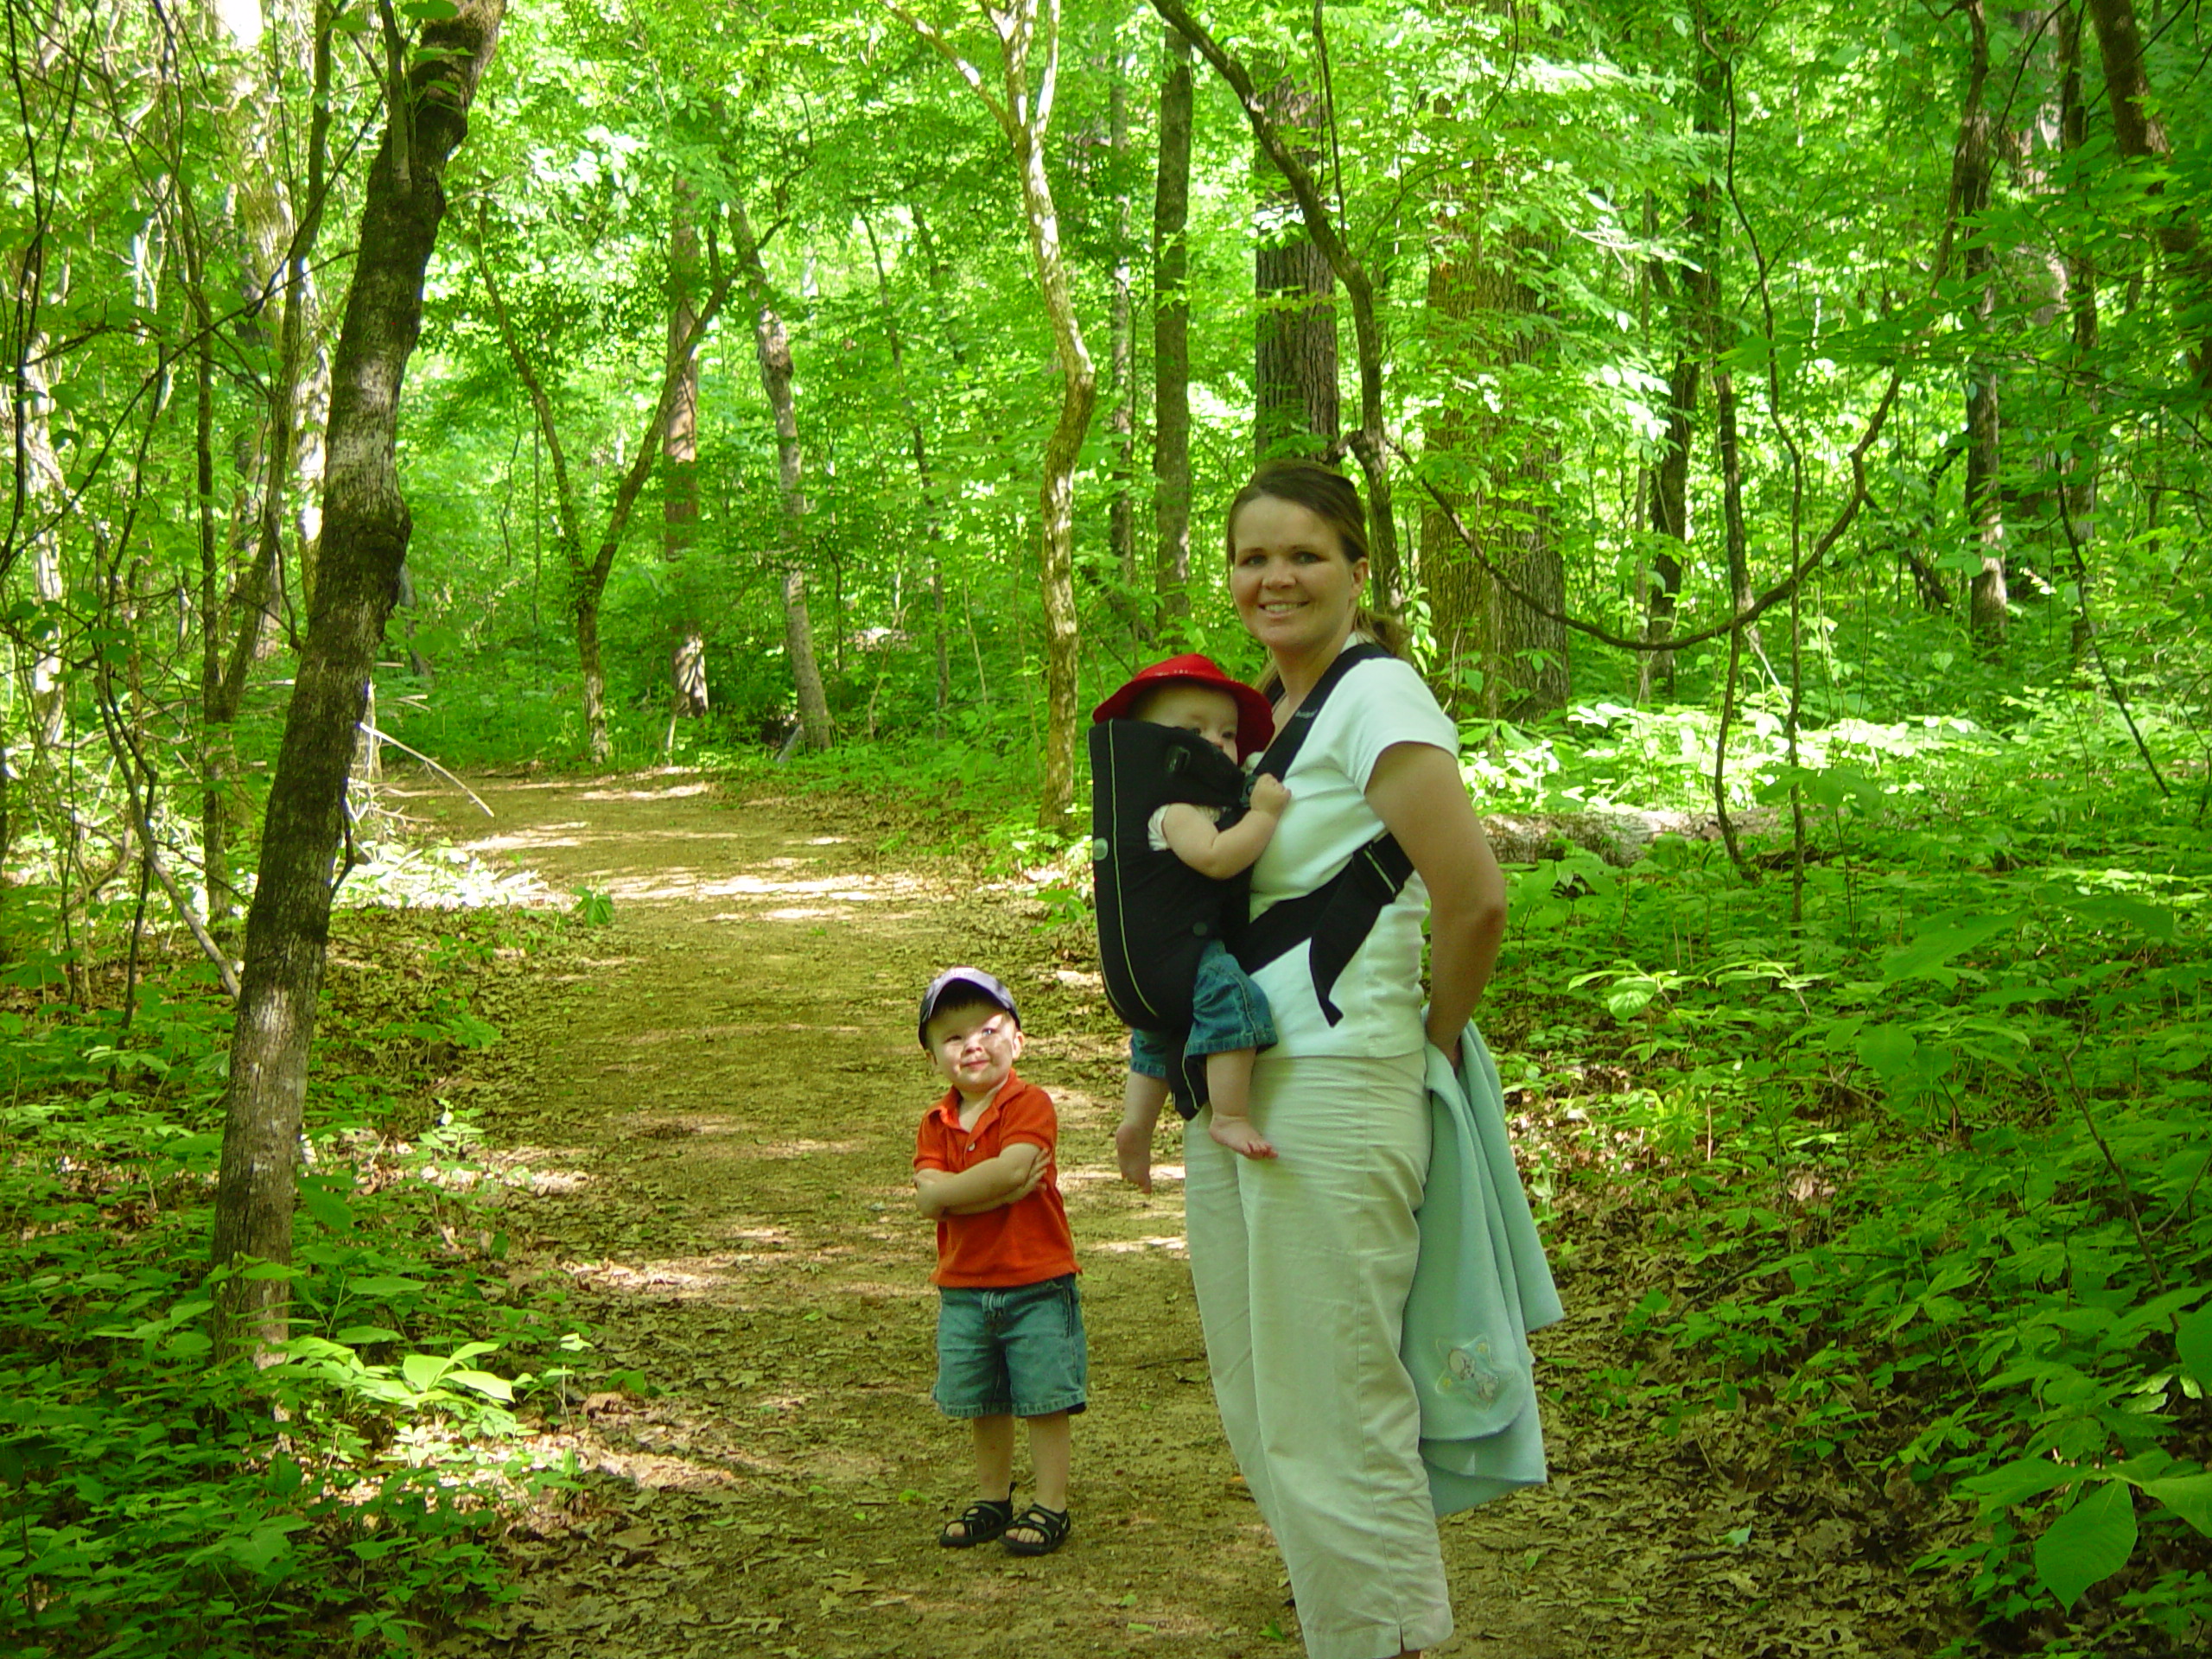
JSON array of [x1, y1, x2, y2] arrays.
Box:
[[938, 1495, 1014, 1548], [1004, 1502, 1071, 1554]]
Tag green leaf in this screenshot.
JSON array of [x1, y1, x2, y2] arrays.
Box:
[[2034, 1479, 2136, 1610], [1961, 1456, 2075, 1510], [2139, 1475, 2212, 1538], [2177, 1304, 2212, 1386], [1857, 1025, 1917, 1082], [446, 1369, 514, 1402], [1880, 917, 2012, 985], [400, 0, 461, 17], [401, 1352, 454, 1392]]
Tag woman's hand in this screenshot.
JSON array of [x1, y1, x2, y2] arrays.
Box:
[[1365, 741, 1507, 1053]]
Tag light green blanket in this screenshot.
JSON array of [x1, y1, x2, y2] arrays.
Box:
[[1402, 1024, 1565, 1516]]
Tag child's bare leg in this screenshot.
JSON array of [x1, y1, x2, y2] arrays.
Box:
[[1021, 1410, 1071, 1513], [1116, 1071, 1169, 1192], [1205, 1048, 1275, 1160], [938, 1414, 1016, 1545]]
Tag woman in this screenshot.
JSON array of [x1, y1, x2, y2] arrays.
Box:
[[1186, 461, 1507, 1659]]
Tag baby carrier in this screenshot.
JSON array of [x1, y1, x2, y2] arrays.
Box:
[[1090, 643, 1415, 1115]]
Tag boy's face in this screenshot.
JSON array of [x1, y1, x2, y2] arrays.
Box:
[[925, 1001, 1024, 1101], [1138, 683, 1242, 763]]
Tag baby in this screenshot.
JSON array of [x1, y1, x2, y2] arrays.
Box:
[[1089, 655, 1287, 1180]]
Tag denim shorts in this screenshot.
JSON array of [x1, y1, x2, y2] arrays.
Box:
[[1128, 940, 1279, 1078], [933, 1274, 1089, 1420]]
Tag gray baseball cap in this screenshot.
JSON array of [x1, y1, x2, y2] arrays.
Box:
[[917, 967, 1020, 1046]]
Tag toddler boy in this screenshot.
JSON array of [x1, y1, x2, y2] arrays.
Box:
[[912, 967, 1084, 1556]]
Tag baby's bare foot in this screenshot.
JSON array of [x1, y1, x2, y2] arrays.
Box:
[[1209, 1116, 1276, 1160]]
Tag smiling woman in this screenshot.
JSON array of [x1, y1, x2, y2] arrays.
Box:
[[1171, 461, 1511, 1659]]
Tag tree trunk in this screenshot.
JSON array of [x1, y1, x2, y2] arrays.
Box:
[[1956, 0, 2007, 651], [860, 209, 950, 734], [1107, 52, 1143, 645], [1011, 69, 1094, 832], [729, 197, 833, 752], [1252, 66, 1337, 461], [1645, 346, 1697, 698], [477, 205, 734, 764], [1154, 0, 1400, 601], [203, 10, 334, 928], [1421, 198, 1567, 721], [2083, 0, 2212, 389], [1152, 26, 1193, 639], [664, 176, 708, 719], [212, 0, 507, 1357]]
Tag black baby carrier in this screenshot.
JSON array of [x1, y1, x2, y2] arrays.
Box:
[[1089, 643, 1414, 1116]]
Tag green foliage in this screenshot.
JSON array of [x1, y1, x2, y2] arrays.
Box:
[[1489, 694, 2212, 1652], [0, 927, 592, 1657]]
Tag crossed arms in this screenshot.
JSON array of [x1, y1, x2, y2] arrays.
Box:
[[915, 1140, 1047, 1217]]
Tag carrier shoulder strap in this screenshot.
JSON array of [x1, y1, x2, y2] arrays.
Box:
[[1234, 643, 1417, 1026]]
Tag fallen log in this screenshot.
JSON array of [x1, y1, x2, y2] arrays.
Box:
[[1482, 807, 1778, 868]]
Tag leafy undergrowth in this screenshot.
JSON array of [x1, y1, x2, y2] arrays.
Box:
[[0, 899, 608, 1657], [1476, 710, 2212, 1656]]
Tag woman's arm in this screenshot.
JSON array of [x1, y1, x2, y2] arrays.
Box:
[[1365, 741, 1508, 1061]]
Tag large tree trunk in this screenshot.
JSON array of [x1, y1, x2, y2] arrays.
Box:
[[729, 197, 833, 752], [1252, 66, 1336, 461], [212, 0, 506, 1357], [1421, 206, 1567, 721], [664, 176, 708, 720], [2083, 0, 2212, 389], [1151, 26, 1194, 639]]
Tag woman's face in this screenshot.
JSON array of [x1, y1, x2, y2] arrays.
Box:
[[1230, 494, 1368, 665]]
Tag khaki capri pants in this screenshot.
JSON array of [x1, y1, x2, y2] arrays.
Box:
[[1185, 1049, 1451, 1659]]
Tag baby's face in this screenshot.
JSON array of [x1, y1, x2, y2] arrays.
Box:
[[1140, 684, 1241, 763]]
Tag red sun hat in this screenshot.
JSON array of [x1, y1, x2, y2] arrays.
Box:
[[1090, 653, 1274, 761]]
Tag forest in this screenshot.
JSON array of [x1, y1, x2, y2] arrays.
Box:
[[2, 0, 2209, 1653]]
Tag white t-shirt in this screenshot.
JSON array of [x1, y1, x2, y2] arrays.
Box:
[[1246, 651, 1460, 1057]]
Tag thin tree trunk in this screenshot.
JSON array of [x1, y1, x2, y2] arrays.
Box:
[[1956, 0, 2007, 650], [665, 176, 707, 719], [477, 210, 734, 763], [1152, 25, 1193, 639], [658, 176, 703, 721], [860, 209, 949, 734], [729, 196, 832, 752], [213, 0, 507, 1357], [1107, 51, 1144, 644], [889, 0, 1096, 829]]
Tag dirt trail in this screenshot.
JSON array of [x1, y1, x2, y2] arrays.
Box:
[[391, 770, 1951, 1659]]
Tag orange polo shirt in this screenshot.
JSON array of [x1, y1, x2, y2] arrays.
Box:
[[913, 1069, 1079, 1289]]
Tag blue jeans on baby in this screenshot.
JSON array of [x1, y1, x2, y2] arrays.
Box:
[[1128, 939, 1278, 1078]]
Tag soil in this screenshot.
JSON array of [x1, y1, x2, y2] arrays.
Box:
[[388, 767, 1968, 1659]]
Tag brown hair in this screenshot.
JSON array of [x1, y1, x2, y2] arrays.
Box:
[[1225, 461, 1408, 668]]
